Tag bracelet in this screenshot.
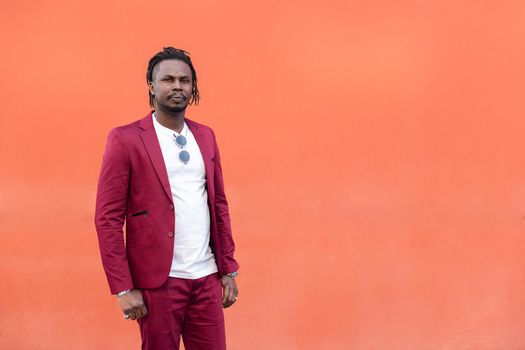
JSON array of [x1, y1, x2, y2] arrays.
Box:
[[116, 289, 131, 297], [226, 271, 238, 279]]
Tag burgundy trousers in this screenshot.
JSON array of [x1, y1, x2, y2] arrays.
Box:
[[138, 273, 226, 350]]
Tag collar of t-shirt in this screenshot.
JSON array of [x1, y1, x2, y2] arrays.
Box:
[[151, 112, 188, 137]]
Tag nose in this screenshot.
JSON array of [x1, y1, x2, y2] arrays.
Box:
[[172, 80, 182, 91]]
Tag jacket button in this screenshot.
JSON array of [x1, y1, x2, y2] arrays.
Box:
[[169, 204, 174, 210], [168, 231, 174, 238]]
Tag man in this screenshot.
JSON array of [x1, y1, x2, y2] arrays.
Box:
[[95, 47, 239, 350]]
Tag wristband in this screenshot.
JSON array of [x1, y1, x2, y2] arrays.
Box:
[[116, 289, 131, 297]]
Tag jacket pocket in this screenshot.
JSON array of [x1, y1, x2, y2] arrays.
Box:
[[126, 210, 152, 247], [130, 210, 148, 217]]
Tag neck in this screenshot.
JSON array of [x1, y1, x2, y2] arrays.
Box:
[[154, 108, 185, 133]]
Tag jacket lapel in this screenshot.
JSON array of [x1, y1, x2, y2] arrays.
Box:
[[187, 119, 213, 184], [139, 114, 173, 203]]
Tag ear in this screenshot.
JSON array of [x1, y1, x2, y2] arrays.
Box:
[[148, 81, 155, 96]]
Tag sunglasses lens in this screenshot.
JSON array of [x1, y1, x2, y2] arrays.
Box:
[[175, 135, 187, 147], [179, 150, 190, 163]]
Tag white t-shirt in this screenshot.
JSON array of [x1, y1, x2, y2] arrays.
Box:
[[152, 114, 218, 279]]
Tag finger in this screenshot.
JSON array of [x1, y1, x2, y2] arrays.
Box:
[[134, 307, 143, 319], [123, 308, 133, 320], [140, 305, 148, 318], [228, 288, 236, 305], [128, 311, 137, 320], [226, 290, 239, 308], [225, 291, 235, 308], [137, 305, 147, 319], [227, 282, 238, 305], [225, 297, 235, 308], [222, 284, 230, 306], [225, 284, 233, 305]]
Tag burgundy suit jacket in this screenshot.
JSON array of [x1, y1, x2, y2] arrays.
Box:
[[95, 113, 239, 294]]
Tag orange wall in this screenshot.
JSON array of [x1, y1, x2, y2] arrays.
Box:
[[1, 1, 525, 349]]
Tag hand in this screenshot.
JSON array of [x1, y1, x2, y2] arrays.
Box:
[[221, 275, 239, 308], [116, 289, 147, 320]]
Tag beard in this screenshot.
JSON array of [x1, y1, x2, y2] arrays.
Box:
[[156, 99, 189, 114], [164, 104, 187, 113]]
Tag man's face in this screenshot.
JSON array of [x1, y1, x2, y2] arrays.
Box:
[[149, 59, 193, 114]]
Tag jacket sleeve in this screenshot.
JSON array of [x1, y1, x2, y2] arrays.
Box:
[[94, 128, 134, 294], [211, 130, 240, 275]]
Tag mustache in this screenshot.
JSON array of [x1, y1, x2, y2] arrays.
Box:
[[168, 93, 187, 100]]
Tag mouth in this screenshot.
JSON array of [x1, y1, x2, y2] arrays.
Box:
[[170, 94, 186, 101]]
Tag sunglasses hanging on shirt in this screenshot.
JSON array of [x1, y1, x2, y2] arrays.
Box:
[[174, 132, 190, 164]]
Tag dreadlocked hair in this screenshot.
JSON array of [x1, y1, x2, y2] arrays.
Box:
[[146, 47, 200, 108]]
